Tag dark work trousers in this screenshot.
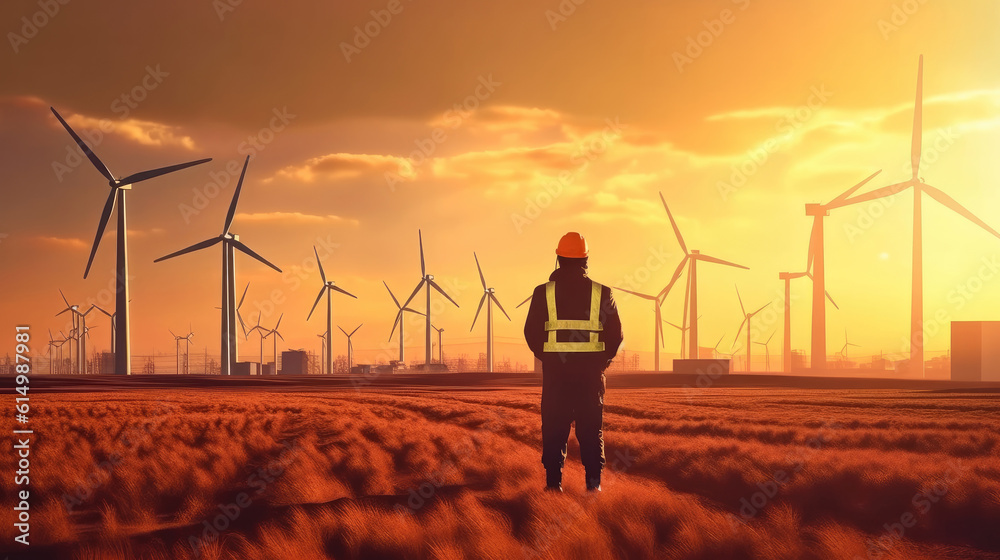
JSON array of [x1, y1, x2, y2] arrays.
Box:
[[541, 370, 606, 476]]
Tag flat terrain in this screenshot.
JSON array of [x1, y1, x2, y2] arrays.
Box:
[[3, 374, 1000, 559]]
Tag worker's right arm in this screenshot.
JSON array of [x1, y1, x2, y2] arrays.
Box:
[[523, 284, 547, 358]]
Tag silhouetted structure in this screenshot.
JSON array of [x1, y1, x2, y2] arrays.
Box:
[[281, 350, 309, 375], [951, 321, 1000, 381]]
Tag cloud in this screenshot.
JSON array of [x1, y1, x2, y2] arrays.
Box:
[[235, 212, 359, 227], [63, 114, 197, 150], [34, 236, 87, 250], [272, 153, 414, 183]]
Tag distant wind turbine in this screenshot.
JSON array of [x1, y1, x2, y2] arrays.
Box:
[[401, 230, 460, 367], [431, 324, 445, 364], [307, 247, 356, 376], [733, 285, 770, 372], [470, 252, 511, 372], [385, 281, 425, 365], [753, 331, 776, 372], [263, 314, 284, 374], [338, 323, 362, 372]]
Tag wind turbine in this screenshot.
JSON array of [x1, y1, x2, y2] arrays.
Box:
[[401, 230, 460, 367], [711, 334, 725, 360], [838, 56, 1000, 377], [733, 285, 770, 373], [431, 324, 445, 364], [753, 331, 776, 372], [154, 157, 281, 375], [778, 269, 837, 373], [307, 246, 356, 377], [384, 281, 425, 365], [169, 328, 194, 374], [317, 332, 328, 374], [470, 253, 511, 373], [46, 329, 67, 375], [338, 324, 362, 372], [614, 287, 666, 370], [249, 312, 267, 368], [658, 193, 749, 359], [56, 290, 85, 374], [801, 170, 882, 371], [663, 315, 700, 359], [50, 107, 211, 376], [840, 329, 860, 361], [263, 314, 284, 375]]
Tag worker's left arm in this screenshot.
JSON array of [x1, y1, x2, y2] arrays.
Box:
[[600, 286, 624, 367]]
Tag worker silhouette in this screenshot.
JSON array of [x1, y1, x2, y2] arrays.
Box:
[[524, 232, 623, 492]]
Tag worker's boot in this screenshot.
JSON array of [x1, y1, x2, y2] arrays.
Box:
[[545, 468, 563, 492], [585, 470, 601, 492]]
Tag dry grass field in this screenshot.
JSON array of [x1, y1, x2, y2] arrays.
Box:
[[3, 378, 1000, 560]]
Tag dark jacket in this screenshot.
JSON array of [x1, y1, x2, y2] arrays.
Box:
[[523, 265, 623, 373]]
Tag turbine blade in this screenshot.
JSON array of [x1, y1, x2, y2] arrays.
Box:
[[338, 326, 348, 336], [750, 301, 771, 316], [922, 184, 1000, 239], [170, 329, 178, 338], [614, 286, 656, 301], [237, 284, 250, 312], [50, 107, 115, 182], [331, 285, 358, 299], [474, 252, 487, 289], [839, 181, 913, 207], [656, 258, 689, 301], [402, 307, 425, 316], [470, 294, 487, 330], [400, 279, 426, 310], [275, 314, 283, 330], [663, 320, 683, 330], [827, 170, 883, 208], [428, 279, 460, 308], [659, 191, 688, 255], [418, 229, 426, 277], [231, 239, 282, 273], [389, 311, 402, 342], [697, 254, 749, 270], [84, 189, 118, 278], [912, 55, 923, 179], [735, 284, 746, 316], [59, 288, 70, 308], [490, 292, 512, 321], [807, 218, 819, 273], [307, 286, 326, 321], [516, 295, 532, 309], [383, 281, 401, 309], [223, 156, 249, 234], [154, 236, 221, 262], [119, 158, 212, 186], [314, 246, 327, 284], [350, 323, 362, 336], [733, 317, 748, 349]]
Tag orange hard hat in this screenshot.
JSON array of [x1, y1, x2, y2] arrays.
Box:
[[556, 232, 589, 258]]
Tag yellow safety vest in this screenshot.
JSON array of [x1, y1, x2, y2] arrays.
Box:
[[542, 281, 605, 353]]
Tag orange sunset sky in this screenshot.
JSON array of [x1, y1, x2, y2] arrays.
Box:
[[2, 0, 1000, 369]]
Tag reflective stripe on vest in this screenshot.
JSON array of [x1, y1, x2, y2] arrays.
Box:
[[542, 281, 605, 353]]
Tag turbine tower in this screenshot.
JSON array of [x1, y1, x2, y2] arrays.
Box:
[[55, 290, 84, 374], [307, 247, 356, 376], [385, 281, 425, 365], [431, 324, 445, 364], [839, 56, 1000, 377], [733, 285, 770, 372], [658, 193, 749, 359], [803, 170, 881, 371], [154, 157, 281, 375], [470, 253, 511, 373], [51, 107, 211, 375], [338, 323, 362, 372], [170, 328, 194, 374], [778, 269, 837, 373], [263, 314, 284, 374], [401, 230, 460, 367], [753, 331, 776, 372], [840, 329, 860, 361]]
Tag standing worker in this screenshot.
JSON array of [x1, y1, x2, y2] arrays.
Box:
[[523, 232, 623, 492]]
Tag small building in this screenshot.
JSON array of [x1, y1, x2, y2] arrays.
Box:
[[350, 364, 372, 375], [232, 362, 260, 376], [262, 362, 276, 376], [951, 321, 1000, 381], [281, 350, 309, 375]]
